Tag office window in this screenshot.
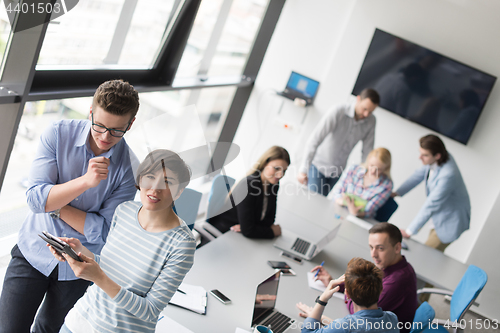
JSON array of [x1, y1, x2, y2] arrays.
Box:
[[175, 0, 268, 78], [0, 4, 12, 76], [36, 0, 183, 69], [0, 86, 235, 239]]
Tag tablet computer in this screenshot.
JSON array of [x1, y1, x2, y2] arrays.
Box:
[[39, 231, 83, 262]]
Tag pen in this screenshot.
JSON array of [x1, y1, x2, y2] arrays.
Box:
[[314, 261, 325, 278], [177, 289, 186, 295]]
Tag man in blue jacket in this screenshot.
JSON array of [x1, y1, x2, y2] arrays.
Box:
[[393, 134, 470, 251]]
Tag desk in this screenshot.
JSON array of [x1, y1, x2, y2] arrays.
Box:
[[163, 184, 470, 332], [163, 231, 357, 332], [277, 182, 469, 291]]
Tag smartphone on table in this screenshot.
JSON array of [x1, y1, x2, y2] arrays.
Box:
[[210, 289, 231, 304]]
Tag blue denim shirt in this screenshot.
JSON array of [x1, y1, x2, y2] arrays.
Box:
[[301, 308, 399, 333], [18, 119, 137, 280]]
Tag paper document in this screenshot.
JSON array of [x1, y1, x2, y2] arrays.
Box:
[[307, 272, 345, 300], [169, 283, 207, 315], [156, 315, 194, 333], [235, 328, 251, 333]]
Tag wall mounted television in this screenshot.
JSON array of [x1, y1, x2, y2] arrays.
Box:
[[352, 28, 496, 145]]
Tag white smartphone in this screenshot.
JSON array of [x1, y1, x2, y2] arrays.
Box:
[[210, 289, 231, 304]]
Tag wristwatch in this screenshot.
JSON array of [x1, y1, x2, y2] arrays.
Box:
[[315, 296, 328, 306], [49, 208, 61, 220]]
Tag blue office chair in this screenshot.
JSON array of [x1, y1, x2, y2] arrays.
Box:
[[173, 188, 202, 231], [419, 265, 488, 333], [410, 301, 435, 333], [195, 174, 235, 241], [374, 197, 398, 222]]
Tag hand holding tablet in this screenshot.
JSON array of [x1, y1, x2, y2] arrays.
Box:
[[39, 231, 83, 262]]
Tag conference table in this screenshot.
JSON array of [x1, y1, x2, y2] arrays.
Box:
[[162, 182, 469, 332]]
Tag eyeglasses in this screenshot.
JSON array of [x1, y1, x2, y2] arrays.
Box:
[[91, 113, 132, 138]]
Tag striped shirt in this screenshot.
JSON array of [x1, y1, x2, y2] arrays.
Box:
[[67, 201, 195, 333], [331, 165, 393, 218]]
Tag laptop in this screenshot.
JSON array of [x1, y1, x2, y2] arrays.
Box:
[[251, 272, 295, 333], [277, 71, 320, 106], [273, 213, 341, 260]]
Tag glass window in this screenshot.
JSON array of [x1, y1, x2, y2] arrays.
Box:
[[0, 86, 235, 240], [36, 0, 182, 69], [175, 0, 268, 78], [0, 3, 13, 76]]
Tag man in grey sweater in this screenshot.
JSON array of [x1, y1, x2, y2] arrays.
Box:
[[297, 88, 380, 196]]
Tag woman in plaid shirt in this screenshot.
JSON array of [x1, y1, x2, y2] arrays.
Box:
[[330, 148, 393, 218]]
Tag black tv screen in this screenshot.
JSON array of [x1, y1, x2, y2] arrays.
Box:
[[352, 28, 496, 144]]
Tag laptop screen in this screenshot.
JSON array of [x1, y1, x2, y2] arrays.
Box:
[[251, 272, 280, 327], [286, 72, 320, 98]]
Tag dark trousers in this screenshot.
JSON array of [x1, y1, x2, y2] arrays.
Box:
[[0, 245, 90, 333], [307, 164, 340, 196]]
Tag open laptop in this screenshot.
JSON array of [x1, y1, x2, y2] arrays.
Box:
[[273, 212, 341, 260], [251, 272, 295, 333], [277, 71, 320, 106]]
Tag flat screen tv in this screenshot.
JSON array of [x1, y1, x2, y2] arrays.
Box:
[[352, 28, 496, 145]]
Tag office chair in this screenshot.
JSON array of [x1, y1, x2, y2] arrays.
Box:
[[419, 265, 488, 333], [173, 188, 202, 232], [374, 197, 398, 222], [195, 174, 235, 241], [410, 301, 435, 333]]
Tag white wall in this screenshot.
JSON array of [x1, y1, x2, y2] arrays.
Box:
[[234, 0, 500, 267]]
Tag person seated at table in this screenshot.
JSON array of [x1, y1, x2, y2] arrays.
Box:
[[329, 147, 393, 218], [300, 257, 399, 333], [297, 223, 417, 333], [208, 146, 290, 239], [49, 149, 196, 333]]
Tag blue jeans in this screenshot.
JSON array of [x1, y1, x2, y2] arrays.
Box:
[[0, 245, 90, 333], [307, 164, 340, 196]]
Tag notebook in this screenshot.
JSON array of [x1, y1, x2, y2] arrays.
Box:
[[251, 272, 294, 333], [169, 283, 207, 315]]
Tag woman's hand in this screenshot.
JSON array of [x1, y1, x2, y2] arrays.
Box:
[[296, 303, 333, 325], [345, 196, 363, 216], [310, 265, 333, 287], [400, 228, 411, 239], [271, 224, 282, 237], [63, 252, 103, 283], [335, 197, 344, 206], [230, 224, 241, 233]]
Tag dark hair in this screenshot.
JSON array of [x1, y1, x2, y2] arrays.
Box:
[[249, 146, 291, 175], [369, 222, 402, 247], [359, 88, 380, 105], [93, 79, 140, 118], [135, 149, 191, 193], [419, 134, 449, 165], [344, 257, 384, 308]]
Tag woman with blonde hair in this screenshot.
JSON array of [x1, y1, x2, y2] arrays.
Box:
[[330, 148, 393, 218], [209, 146, 290, 239]]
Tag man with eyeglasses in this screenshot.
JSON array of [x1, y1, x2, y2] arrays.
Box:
[[0, 80, 140, 333]]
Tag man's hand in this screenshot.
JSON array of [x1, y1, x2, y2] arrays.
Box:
[[297, 173, 308, 185], [400, 228, 411, 239], [310, 265, 332, 287], [319, 280, 341, 302], [83, 157, 110, 188], [271, 224, 282, 237]]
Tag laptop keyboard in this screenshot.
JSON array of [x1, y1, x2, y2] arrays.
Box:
[[261, 311, 294, 333], [292, 238, 311, 255]]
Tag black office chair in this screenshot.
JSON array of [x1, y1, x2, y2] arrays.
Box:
[[374, 197, 398, 222]]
